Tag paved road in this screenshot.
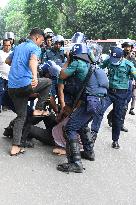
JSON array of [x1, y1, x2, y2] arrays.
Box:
[[0, 108, 136, 205]]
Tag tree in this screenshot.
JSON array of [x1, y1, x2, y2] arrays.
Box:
[[0, 8, 6, 40], [2, 0, 28, 41]]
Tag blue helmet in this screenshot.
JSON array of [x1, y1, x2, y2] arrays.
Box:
[[70, 43, 91, 63], [71, 43, 88, 55], [71, 32, 87, 44]]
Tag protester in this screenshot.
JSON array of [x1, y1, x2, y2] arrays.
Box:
[[5, 28, 51, 156]]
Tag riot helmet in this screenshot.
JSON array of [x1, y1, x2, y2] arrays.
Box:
[[70, 43, 91, 63], [71, 32, 87, 44], [44, 28, 54, 38], [52, 35, 64, 46], [4, 32, 15, 45], [89, 42, 103, 63], [122, 41, 134, 57], [122, 41, 134, 49], [4, 32, 15, 40]]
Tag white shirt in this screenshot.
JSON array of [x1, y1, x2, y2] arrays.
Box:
[[0, 50, 12, 80]]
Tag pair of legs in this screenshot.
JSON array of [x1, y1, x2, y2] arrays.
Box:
[[129, 85, 136, 115], [91, 89, 128, 147], [107, 80, 133, 131], [57, 96, 105, 173], [8, 78, 51, 155], [0, 78, 7, 112]]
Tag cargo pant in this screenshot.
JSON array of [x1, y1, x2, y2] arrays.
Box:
[[64, 96, 105, 142], [91, 89, 128, 141]]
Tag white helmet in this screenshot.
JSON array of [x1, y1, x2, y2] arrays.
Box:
[[4, 32, 15, 40], [44, 28, 53, 34], [52, 35, 64, 45]]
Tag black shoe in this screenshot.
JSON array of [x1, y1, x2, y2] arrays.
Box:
[[107, 118, 112, 127], [3, 127, 13, 138], [121, 125, 128, 132], [111, 141, 120, 149], [81, 150, 95, 161], [129, 109, 135, 115], [57, 162, 83, 173]]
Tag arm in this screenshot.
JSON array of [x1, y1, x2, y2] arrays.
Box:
[[5, 57, 12, 65], [29, 54, 38, 88], [60, 60, 78, 80], [130, 66, 136, 81], [58, 82, 65, 110], [5, 52, 14, 65], [59, 68, 70, 79]]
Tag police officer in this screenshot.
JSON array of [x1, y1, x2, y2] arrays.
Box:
[[42, 35, 65, 114], [57, 43, 109, 173], [91, 47, 136, 149], [107, 42, 136, 131]]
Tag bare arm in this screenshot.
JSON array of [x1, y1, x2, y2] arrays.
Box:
[[29, 54, 38, 88], [59, 68, 70, 80], [5, 57, 12, 65], [58, 83, 65, 109]]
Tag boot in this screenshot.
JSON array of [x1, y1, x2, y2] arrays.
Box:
[[57, 138, 83, 173], [107, 111, 113, 127], [121, 124, 128, 132], [80, 128, 97, 161], [129, 108, 135, 115]]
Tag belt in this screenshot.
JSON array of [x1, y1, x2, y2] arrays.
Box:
[[87, 94, 106, 97], [109, 88, 128, 93]]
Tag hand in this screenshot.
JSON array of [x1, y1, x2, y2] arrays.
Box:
[[31, 78, 38, 88]]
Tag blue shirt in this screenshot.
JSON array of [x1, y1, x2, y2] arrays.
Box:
[[8, 39, 41, 88]]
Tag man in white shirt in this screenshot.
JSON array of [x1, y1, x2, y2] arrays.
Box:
[[0, 39, 12, 112]]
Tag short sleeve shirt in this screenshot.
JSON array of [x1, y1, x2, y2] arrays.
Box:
[[63, 59, 89, 81], [8, 39, 41, 88]]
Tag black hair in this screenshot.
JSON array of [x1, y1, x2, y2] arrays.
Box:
[[18, 38, 26, 44], [3, 39, 12, 45], [122, 42, 133, 48], [30, 28, 45, 38]]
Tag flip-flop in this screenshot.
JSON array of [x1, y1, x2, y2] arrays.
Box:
[[10, 148, 25, 156]]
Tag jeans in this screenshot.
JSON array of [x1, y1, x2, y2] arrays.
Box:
[[0, 77, 6, 110]]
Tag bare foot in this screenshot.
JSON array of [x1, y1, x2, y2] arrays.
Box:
[[10, 145, 25, 156], [33, 110, 43, 116], [33, 110, 49, 116], [53, 147, 66, 155]]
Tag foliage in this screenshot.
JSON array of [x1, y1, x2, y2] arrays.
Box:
[[1, 0, 28, 41], [1, 0, 136, 40]]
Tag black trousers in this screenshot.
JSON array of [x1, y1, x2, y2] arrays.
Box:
[[8, 78, 51, 146]]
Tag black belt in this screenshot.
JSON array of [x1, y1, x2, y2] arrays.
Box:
[[109, 88, 128, 93]]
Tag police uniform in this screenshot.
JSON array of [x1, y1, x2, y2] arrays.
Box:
[[57, 52, 109, 173], [91, 49, 136, 149]]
